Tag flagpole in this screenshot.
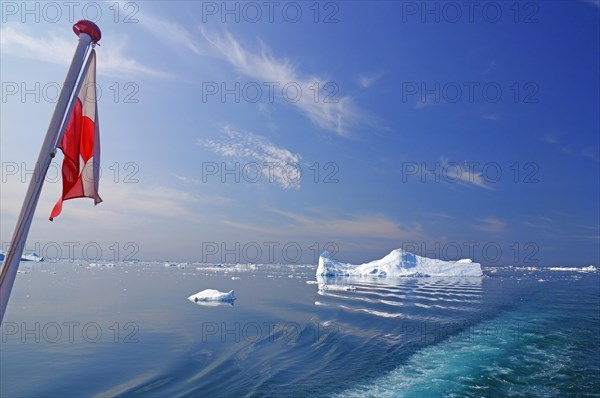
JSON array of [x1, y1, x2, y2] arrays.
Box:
[[53, 48, 96, 155], [0, 20, 102, 323]]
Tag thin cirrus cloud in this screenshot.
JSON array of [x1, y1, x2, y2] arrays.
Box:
[[358, 72, 384, 88], [72, 183, 200, 221], [408, 157, 492, 190], [174, 174, 199, 185], [582, 0, 600, 8], [267, 208, 424, 240], [472, 217, 506, 233], [0, 24, 170, 78], [581, 147, 599, 162], [0, 178, 200, 235], [131, 10, 367, 136], [439, 157, 493, 190], [219, 209, 424, 241], [543, 134, 599, 162], [135, 12, 205, 56], [200, 30, 363, 136], [198, 124, 302, 190], [415, 95, 436, 109]]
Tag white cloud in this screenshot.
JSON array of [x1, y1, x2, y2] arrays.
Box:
[[99, 40, 172, 78], [481, 60, 496, 75], [543, 134, 560, 144], [414, 95, 436, 109], [133, 9, 205, 55], [582, 0, 600, 8], [268, 208, 424, 240], [358, 72, 383, 88], [114, 11, 368, 136], [201, 30, 363, 136], [581, 146, 599, 162], [198, 125, 302, 189], [0, 177, 202, 239], [422, 211, 457, 220], [483, 114, 500, 121], [65, 183, 200, 221], [544, 135, 598, 162], [439, 157, 493, 190], [472, 217, 506, 233], [522, 215, 554, 229], [174, 174, 199, 184], [0, 24, 170, 78]]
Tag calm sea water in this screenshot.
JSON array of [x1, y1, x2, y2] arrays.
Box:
[[1, 261, 598, 397]]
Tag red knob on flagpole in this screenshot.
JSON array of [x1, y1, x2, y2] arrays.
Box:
[[73, 20, 101, 43]]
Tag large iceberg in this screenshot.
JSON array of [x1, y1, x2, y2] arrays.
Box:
[[317, 249, 482, 277]]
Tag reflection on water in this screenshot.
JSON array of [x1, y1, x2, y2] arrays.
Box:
[[1, 262, 597, 397], [188, 300, 235, 307], [315, 274, 483, 323]]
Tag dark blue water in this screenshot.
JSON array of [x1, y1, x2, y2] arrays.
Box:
[[1, 262, 598, 397]]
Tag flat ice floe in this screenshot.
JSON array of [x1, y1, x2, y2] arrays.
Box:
[[319, 283, 357, 292], [547, 265, 597, 272], [188, 289, 236, 303], [317, 249, 482, 277]]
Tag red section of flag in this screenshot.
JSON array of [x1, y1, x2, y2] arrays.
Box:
[[50, 50, 102, 221]]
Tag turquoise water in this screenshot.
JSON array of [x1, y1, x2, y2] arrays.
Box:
[[1, 262, 598, 397]]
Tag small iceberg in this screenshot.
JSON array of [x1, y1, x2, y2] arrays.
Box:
[[22, 252, 44, 262], [319, 284, 357, 292], [317, 249, 482, 277], [0, 250, 44, 262], [188, 289, 236, 303], [547, 265, 597, 273]]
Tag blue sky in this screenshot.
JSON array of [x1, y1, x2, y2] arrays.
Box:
[[1, 1, 598, 266]]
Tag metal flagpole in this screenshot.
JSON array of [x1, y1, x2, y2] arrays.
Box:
[[0, 20, 102, 323], [53, 48, 97, 156]]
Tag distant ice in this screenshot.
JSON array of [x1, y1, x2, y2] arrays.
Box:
[[21, 253, 44, 262], [548, 265, 597, 273], [319, 284, 357, 292], [88, 262, 115, 268], [164, 262, 186, 268], [317, 249, 483, 277], [0, 250, 44, 262]]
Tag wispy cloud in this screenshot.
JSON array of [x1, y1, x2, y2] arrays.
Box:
[[268, 208, 424, 240], [132, 9, 205, 55], [543, 134, 598, 162], [198, 125, 302, 189], [0, 179, 199, 224], [0, 24, 170, 78], [358, 72, 383, 88], [422, 211, 457, 220], [472, 217, 506, 233], [115, 10, 368, 136], [543, 134, 560, 144], [439, 157, 493, 190], [414, 95, 436, 109], [483, 114, 500, 121], [201, 30, 363, 136], [581, 146, 599, 162], [522, 215, 554, 229], [221, 220, 277, 235], [91, 184, 200, 220], [174, 174, 199, 185], [581, 0, 600, 8], [216, 208, 425, 241], [481, 60, 496, 75]]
